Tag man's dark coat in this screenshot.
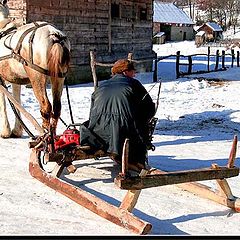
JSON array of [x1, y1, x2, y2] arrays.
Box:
[[80, 74, 155, 165]]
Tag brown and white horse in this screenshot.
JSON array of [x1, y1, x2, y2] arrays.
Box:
[[0, 0, 71, 138]]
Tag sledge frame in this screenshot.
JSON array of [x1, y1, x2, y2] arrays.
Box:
[[2, 86, 240, 234], [29, 135, 240, 234]]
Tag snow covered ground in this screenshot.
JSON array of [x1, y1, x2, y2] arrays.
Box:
[[1, 40, 240, 236]]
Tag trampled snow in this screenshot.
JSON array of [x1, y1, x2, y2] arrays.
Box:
[[1, 39, 240, 236]]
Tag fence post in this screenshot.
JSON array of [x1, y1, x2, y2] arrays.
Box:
[[90, 50, 98, 91], [207, 47, 210, 72], [231, 49, 235, 68], [237, 51, 240, 67], [215, 50, 219, 71], [188, 55, 192, 74], [176, 51, 180, 78], [128, 52, 133, 61], [153, 56, 158, 82], [222, 50, 225, 69]]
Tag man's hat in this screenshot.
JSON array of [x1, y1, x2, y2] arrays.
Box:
[[111, 59, 136, 75]]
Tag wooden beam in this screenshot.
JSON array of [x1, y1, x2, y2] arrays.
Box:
[[115, 166, 239, 190], [29, 149, 152, 235], [151, 168, 240, 212]]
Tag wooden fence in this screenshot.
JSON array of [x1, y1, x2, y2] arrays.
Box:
[[173, 47, 239, 78], [89, 51, 159, 89], [90, 46, 240, 84]]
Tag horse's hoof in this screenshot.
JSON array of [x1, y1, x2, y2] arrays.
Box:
[[10, 132, 22, 138], [0, 134, 11, 139]]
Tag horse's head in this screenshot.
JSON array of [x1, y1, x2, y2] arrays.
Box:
[[0, 0, 9, 21]]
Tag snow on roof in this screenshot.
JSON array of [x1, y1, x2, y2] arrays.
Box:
[[153, 1, 194, 25], [154, 32, 165, 37], [206, 22, 223, 31], [196, 30, 205, 36]]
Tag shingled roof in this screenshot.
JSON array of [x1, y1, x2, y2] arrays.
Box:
[[153, 1, 194, 25]]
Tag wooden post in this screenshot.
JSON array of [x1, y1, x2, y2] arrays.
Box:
[[207, 46, 210, 72], [153, 57, 158, 83], [90, 51, 98, 91], [222, 50, 225, 69], [128, 52, 133, 61], [121, 138, 129, 177], [212, 164, 235, 200], [231, 49, 235, 68], [227, 135, 238, 168], [0, 85, 44, 135], [188, 55, 192, 74], [176, 51, 180, 78], [237, 51, 240, 67], [120, 169, 149, 212], [215, 49, 219, 71]]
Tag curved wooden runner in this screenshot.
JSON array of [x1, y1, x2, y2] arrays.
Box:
[[29, 149, 152, 235]]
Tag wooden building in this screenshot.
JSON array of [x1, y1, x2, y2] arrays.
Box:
[[7, 0, 155, 84], [153, 1, 194, 42], [196, 22, 223, 43]]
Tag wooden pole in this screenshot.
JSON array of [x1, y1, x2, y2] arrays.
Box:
[[90, 51, 98, 91], [222, 50, 225, 69], [215, 49, 219, 71], [0, 85, 44, 135], [231, 49, 235, 68], [207, 46, 210, 72], [176, 51, 180, 78], [153, 57, 158, 82], [237, 51, 240, 67], [188, 55, 192, 74]]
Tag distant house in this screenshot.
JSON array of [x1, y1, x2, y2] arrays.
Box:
[[196, 22, 223, 42], [153, 1, 194, 42]]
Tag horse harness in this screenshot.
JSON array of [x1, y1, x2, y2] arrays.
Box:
[[0, 21, 67, 78]]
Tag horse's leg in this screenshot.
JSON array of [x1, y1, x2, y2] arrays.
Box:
[[11, 83, 23, 137], [25, 68, 52, 131], [0, 86, 11, 138], [50, 77, 64, 132]]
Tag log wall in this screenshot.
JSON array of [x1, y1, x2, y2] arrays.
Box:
[[7, 0, 155, 84]]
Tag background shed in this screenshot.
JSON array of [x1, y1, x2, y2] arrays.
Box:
[[196, 22, 223, 42], [153, 1, 194, 42], [7, 0, 156, 84]]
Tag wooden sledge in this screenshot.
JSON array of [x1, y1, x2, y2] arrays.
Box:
[[29, 135, 239, 235]]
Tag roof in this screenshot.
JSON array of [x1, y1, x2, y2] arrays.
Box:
[[205, 22, 223, 32], [196, 31, 205, 36], [154, 32, 165, 37], [153, 1, 194, 25]]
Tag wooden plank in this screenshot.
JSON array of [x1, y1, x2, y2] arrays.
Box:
[[151, 169, 240, 212], [29, 149, 152, 235], [115, 167, 239, 190], [120, 169, 148, 212]]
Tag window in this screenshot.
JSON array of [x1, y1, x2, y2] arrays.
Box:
[[139, 8, 147, 21], [111, 3, 120, 18]]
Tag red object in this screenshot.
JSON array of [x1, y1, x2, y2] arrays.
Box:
[[54, 128, 80, 150]]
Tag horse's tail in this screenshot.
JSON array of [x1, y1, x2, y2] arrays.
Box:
[[47, 37, 71, 79]]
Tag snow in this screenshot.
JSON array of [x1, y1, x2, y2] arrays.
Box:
[[1, 39, 240, 236]]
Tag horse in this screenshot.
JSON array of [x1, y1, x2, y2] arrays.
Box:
[[0, 0, 71, 138]]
